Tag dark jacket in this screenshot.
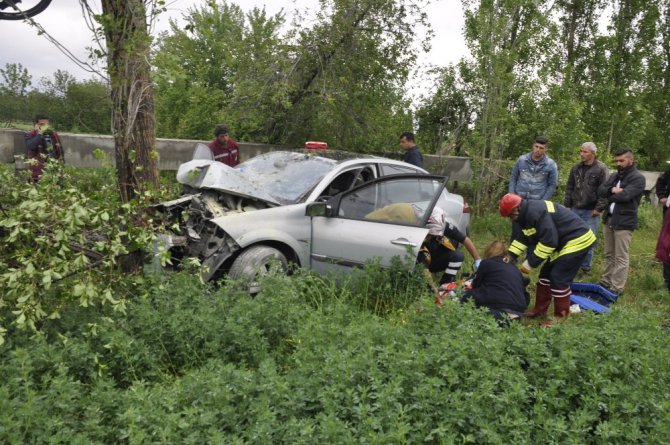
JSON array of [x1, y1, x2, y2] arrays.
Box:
[[656, 169, 670, 200], [25, 129, 64, 160], [564, 160, 609, 212], [656, 169, 670, 215], [598, 165, 646, 230], [24, 129, 64, 181], [401, 146, 423, 168], [509, 199, 595, 268], [464, 256, 529, 315]]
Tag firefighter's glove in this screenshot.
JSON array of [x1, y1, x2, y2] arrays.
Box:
[[473, 259, 481, 271], [519, 260, 532, 275]]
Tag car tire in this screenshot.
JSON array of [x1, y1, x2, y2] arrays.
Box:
[[228, 246, 289, 294]]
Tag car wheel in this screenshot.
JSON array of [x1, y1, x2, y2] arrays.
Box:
[[228, 246, 289, 294]]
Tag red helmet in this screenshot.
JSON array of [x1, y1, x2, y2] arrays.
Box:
[[499, 193, 522, 217]]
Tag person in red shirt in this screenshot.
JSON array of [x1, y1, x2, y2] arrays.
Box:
[[208, 124, 240, 167], [24, 114, 65, 181]]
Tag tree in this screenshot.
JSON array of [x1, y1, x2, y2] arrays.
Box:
[[415, 64, 475, 155], [0, 62, 32, 123], [153, 2, 289, 142], [84, 0, 160, 203], [279, 0, 428, 150], [153, 0, 426, 151]]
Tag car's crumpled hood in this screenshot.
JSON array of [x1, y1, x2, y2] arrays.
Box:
[[176, 159, 280, 206]]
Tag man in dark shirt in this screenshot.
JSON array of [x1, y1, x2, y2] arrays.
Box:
[[24, 114, 64, 182], [655, 166, 670, 216], [399, 132, 423, 168], [563, 141, 609, 274], [500, 193, 596, 323], [208, 124, 240, 167], [597, 148, 646, 294]]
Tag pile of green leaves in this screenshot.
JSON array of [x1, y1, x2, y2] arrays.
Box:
[[0, 163, 155, 344]]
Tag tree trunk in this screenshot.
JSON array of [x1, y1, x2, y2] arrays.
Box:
[[101, 0, 159, 203]]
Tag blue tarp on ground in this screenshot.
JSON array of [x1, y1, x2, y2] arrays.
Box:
[[570, 282, 619, 313]]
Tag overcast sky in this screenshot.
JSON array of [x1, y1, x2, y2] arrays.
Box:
[[0, 0, 467, 95]]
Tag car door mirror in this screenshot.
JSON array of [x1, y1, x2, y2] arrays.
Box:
[[306, 201, 332, 217]]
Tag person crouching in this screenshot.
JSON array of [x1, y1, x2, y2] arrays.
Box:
[[460, 240, 530, 323]]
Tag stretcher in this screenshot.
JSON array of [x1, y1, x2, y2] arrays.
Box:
[[570, 282, 619, 313]]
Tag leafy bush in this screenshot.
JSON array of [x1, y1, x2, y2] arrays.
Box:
[[1, 269, 669, 444], [0, 163, 155, 343]]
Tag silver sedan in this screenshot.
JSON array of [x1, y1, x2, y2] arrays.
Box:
[[156, 147, 471, 291]]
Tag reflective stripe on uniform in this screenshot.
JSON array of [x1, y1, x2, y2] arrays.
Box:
[[533, 242, 556, 259], [552, 229, 596, 260], [545, 201, 555, 213], [522, 228, 537, 236], [509, 240, 527, 256]]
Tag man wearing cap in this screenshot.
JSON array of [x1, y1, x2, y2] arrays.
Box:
[[499, 193, 596, 323], [208, 124, 240, 167], [563, 142, 609, 274]]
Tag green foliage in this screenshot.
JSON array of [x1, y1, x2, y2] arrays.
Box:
[[0, 164, 154, 343], [0, 160, 668, 442], [153, 0, 425, 151], [1, 266, 669, 443]]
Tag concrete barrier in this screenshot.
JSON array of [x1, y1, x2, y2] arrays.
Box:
[[0, 129, 283, 170], [0, 128, 473, 179]]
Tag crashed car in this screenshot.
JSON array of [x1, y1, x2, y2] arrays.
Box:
[[156, 145, 471, 291]]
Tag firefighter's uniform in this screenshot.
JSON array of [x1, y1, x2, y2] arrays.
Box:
[[509, 199, 596, 318]]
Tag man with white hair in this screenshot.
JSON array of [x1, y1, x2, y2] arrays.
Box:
[[417, 206, 481, 287], [563, 142, 609, 274]]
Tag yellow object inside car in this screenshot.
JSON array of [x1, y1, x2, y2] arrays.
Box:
[[365, 203, 420, 224]]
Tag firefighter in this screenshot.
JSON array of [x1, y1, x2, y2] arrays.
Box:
[[498, 193, 596, 322], [417, 206, 481, 289]]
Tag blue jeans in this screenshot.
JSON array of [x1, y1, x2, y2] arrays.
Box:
[[571, 208, 600, 270]]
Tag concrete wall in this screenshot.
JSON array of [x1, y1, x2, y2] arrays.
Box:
[[0, 128, 473, 180]]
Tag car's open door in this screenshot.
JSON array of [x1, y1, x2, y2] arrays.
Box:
[[306, 174, 448, 275]]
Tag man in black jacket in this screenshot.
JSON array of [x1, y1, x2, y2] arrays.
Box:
[[655, 166, 670, 216], [564, 141, 609, 274], [597, 148, 646, 294], [399, 132, 423, 168]]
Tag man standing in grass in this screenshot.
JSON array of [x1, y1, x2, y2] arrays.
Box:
[[597, 148, 646, 295], [563, 142, 609, 275], [508, 135, 558, 200]]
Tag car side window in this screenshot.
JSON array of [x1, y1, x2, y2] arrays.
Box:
[[320, 167, 376, 198], [337, 177, 443, 225], [380, 164, 421, 176]]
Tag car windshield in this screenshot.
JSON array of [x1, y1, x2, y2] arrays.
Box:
[[235, 151, 338, 204]]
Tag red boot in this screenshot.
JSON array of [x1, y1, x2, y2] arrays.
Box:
[[524, 281, 552, 318], [553, 295, 571, 319]]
